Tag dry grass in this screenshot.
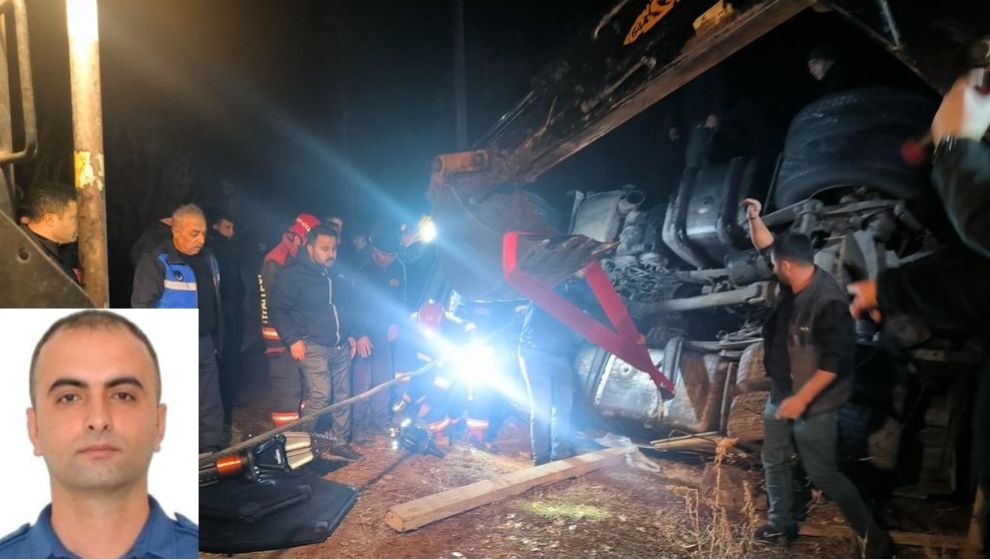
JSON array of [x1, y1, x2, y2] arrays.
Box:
[[653, 444, 765, 558]]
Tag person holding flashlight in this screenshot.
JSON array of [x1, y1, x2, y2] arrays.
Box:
[[848, 65, 990, 555]]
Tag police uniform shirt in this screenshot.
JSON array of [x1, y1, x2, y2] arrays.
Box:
[[0, 497, 198, 559]]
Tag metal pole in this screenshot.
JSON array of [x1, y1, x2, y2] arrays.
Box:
[[66, 0, 108, 307], [452, 0, 467, 150]]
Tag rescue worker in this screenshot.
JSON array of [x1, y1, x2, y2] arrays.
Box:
[[132, 204, 224, 453], [743, 198, 892, 555], [392, 300, 491, 448], [0, 311, 198, 558], [20, 181, 81, 284], [518, 283, 586, 466], [391, 301, 459, 445], [268, 225, 362, 462], [258, 213, 321, 428], [208, 212, 246, 423], [350, 224, 407, 439], [453, 298, 524, 452], [847, 73, 990, 555]]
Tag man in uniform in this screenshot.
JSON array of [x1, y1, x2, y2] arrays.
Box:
[[132, 204, 224, 453], [0, 311, 198, 558]]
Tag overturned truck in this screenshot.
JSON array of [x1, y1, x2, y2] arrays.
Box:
[[428, 0, 989, 499]]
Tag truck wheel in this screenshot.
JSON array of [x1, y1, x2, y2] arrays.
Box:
[[774, 88, 938, 208]]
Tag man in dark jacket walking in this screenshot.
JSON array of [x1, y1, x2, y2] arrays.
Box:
[[743, 198, 891, 555], [132, 204, 224, 453], [269, 225, 362, 461]]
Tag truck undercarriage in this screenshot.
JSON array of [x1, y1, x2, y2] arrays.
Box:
[[428, 0, 989, 500]]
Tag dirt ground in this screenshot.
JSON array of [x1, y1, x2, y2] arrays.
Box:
[[203, 348, 972, 559]]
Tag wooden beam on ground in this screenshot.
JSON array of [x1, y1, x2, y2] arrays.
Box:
[[385, 446, 629, 532], [800, 523, 969, 550]]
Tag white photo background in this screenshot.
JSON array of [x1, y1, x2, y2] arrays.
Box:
[[0, 308, 199, 532]]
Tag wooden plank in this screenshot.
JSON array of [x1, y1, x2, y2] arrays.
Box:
[[385, 447, 629, 532], [965, 487, 984, 558], [800, 523, 969, 550]]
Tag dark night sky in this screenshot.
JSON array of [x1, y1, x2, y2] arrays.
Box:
[[24, 1, 932, 305], [28, 0, 600, 226]]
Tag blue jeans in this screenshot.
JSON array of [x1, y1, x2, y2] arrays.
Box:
[[519, 345, 575, 463], [762, 399, 884, 540]]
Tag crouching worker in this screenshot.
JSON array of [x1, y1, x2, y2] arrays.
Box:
[[392, 301, 483, 449], [743, 198, 892, 556]]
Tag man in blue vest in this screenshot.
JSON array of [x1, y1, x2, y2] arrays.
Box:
[[0, 310, 198, 558], [132, 204, 225, 453]]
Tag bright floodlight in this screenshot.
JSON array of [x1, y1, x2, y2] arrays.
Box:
[[421, 220, 437, 243], [454, 342, 497, 382]]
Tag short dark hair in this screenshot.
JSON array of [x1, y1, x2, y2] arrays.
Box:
[[23, 181, 75, 221], [213, 214, 234, 226], [30, 311, 161, 406], [771, 233, 815, 265], [307, 224, 339, 246]]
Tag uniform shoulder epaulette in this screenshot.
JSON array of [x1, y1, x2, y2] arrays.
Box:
[[173, 513, 198, 536], [0, 523, 31, 547]]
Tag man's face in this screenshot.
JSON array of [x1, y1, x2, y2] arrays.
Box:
[[770, 254, 795, 286], [307, 234, 338, 267], [27, 327, 165, 493], [172, 214, 206, 256], [372, 247, 396, 269], [328, 217, 343, 234], [808, 58, 832, 81], [47, 200, 79, 244], [353, 235, 368, 251], [213, 219, 235, 240]]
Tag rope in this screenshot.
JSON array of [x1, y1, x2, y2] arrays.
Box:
[[198, 355, 444, 467]]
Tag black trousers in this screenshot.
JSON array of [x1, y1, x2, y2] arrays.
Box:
[[200, 334, 225, 453]]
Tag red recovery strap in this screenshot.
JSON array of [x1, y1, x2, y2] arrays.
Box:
[[502, 232, 675, 399]]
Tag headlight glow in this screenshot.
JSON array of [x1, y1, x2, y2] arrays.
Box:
[[421, 220, 437, 243]]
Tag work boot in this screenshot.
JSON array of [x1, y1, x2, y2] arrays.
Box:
[[329, 444, 364, 462], [753, 523, 799, 544]]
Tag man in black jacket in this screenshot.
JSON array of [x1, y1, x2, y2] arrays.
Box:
[[269, 225, 362, 462], [848, 73, 990, 555], [207, 212, 246, 423], [743, 198, 891, 555], [20, 181, 81, 285], [350, 225, 407, 440]]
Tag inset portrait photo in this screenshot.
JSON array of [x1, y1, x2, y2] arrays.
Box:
[[0, 309, 199, 558]]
